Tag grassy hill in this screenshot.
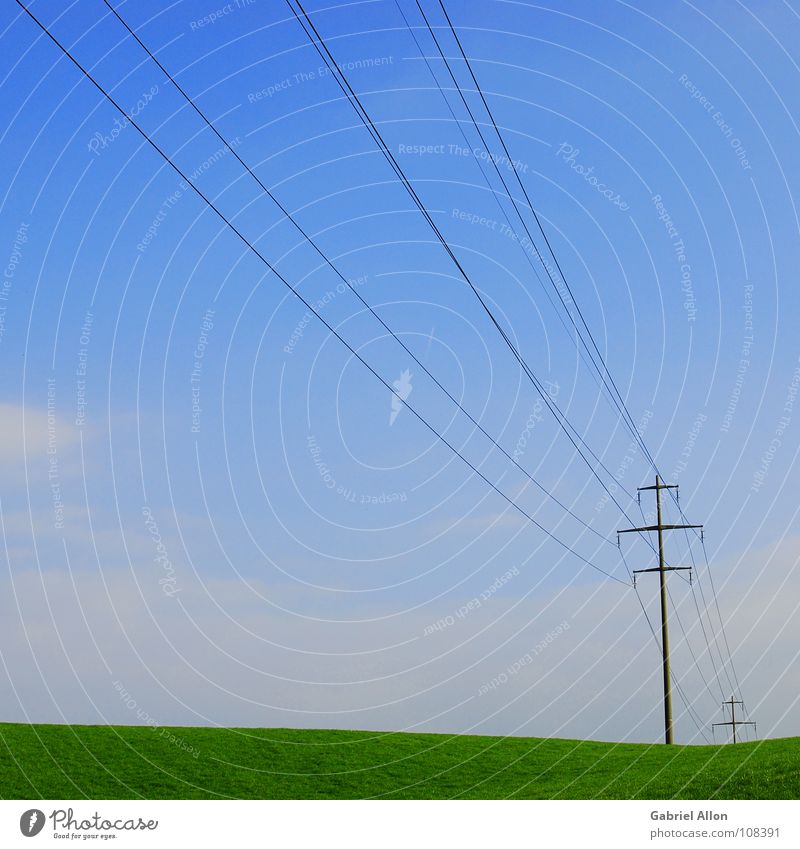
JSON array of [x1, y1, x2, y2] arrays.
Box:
[[0, 723, 797, 799]]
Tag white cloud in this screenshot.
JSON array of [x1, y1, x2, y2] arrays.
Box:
[[0, 532, 795, 743]]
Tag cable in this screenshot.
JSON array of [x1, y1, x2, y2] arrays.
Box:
[[625, 542, 710, 743], [666, 582, 726, 704], [415, 0, 650, 459], [668, 494, 743, 702], [435, 0, 746, 703], [285, 0, 652, 536], [663, 489, 739, 700], [435, 0, 655, 467], [620, 539, 710, 742], [291, 11, 741, 710], [700, 535, 743, 696], [396, 0, 612, 394], [633, 490, 729, 697], [13, 0, 630, 587], [20, 0, 745, 744], [99, 0, 612, 547]]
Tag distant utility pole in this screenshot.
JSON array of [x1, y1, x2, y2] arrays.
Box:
[[713, 697, 756, 744], [618, 475, 703, 745]]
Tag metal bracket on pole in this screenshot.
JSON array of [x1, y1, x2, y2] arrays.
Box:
[[711, 696, 758, 743], [712, 696, 756, 744]]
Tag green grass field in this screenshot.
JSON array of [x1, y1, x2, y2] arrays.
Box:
[[0, 723, 796, 799]]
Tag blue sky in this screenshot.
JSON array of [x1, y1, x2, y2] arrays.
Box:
[[1, 0, 799, 744]]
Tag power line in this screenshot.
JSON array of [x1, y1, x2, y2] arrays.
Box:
[[433, 0, 743, 706], [637, 492, 730, 702], [399, 2, 601, 378], [22, 0, 745, 740], [619, 475, 703, 744], [700, 536, 743, 696], [415, 0, 649, 460], [98, 0, 613, 548], [302, 0, 745, 739], [408, 0, 681, 568], [662, 491, 738, 699], [13, 0, 629, 587], [666, 490, 739, 701], [392, 0, 614, 411], [667, 583, 726, 705], [622, 539, 710, 743], [288, 6, 734, 716], [405, 0, 679, 575], [670, 492, 741, 697], [433, 0, 747, 711], [712, 696, 755, 744], [287, 0, 746, 732], [435, 0, 654, 467], [285, 0, 650, 531]]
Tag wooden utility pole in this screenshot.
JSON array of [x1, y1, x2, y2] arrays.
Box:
[[713, 697, 756, 743], [618, 475, 702, 744]]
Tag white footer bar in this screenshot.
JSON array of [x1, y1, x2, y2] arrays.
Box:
[[2, 800, 796, 848]]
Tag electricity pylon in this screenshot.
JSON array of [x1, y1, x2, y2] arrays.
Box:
[[618, 475, 702, 744], [713, 697, 756, 743]]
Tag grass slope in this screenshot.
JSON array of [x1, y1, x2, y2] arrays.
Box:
[[0, 724, 797, 799]]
